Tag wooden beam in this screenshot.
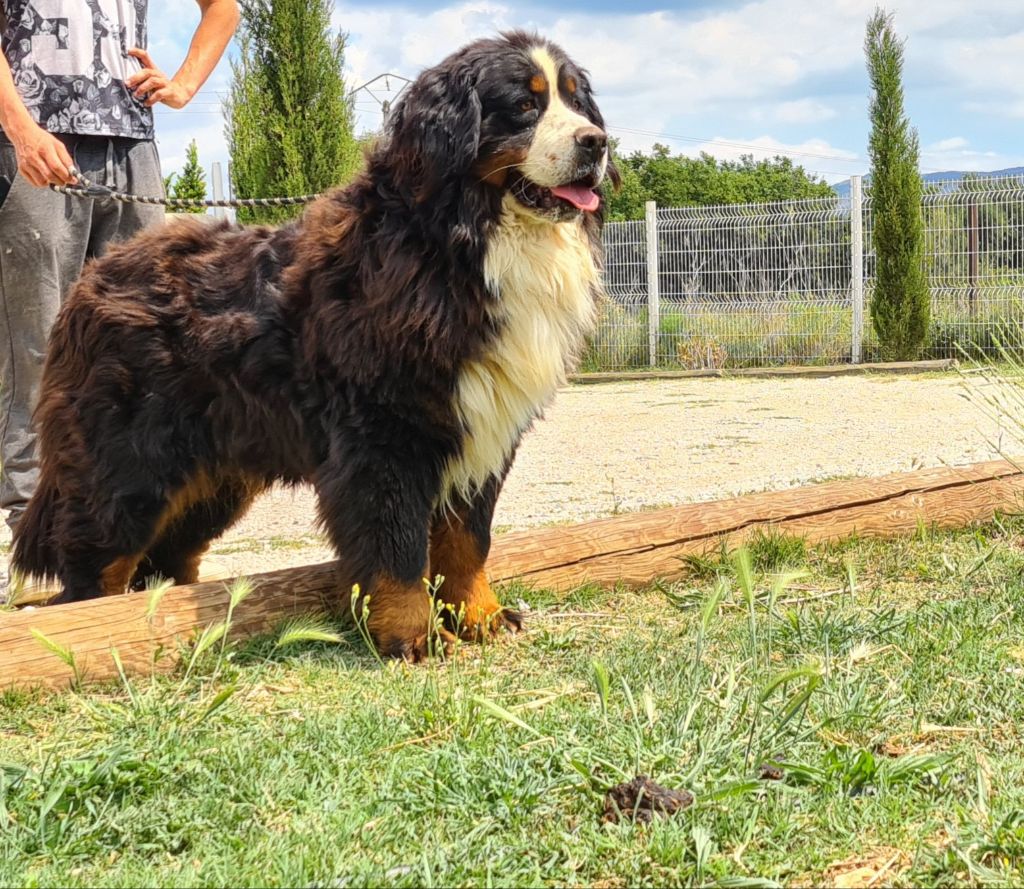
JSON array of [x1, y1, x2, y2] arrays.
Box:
[[568, 358, 956, 384], [485, 459, 1024, 587], [0, 564, 334, 690], [2, 459, 1021, 690]]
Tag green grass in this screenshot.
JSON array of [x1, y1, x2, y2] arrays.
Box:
[[6, 520, 1024, 886], [581, 299, 857, 371], [745, 528, 808, 572], [580, 290, 1024, 372]]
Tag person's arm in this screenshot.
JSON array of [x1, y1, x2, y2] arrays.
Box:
[[126, 0, 240, 109], [0, 54, 76, 186]]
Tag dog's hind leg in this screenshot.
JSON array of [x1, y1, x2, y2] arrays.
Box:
[[132, 476, 264, 589], [50, 470, 231, 603], [48, 492, 166, 604], [314, 438, 456, 662], [430, 473, 523, 641]]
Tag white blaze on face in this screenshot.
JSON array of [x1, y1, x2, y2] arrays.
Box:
[[520, 47, 606, 188]]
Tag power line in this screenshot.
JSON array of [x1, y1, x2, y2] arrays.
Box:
[[175, 88, 951, 180], [610, 125, 959, 176]]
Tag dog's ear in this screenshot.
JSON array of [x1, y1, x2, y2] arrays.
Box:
[[387, 63, 482, 199]]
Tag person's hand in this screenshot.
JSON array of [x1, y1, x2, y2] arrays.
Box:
[[7, 117, 76, 187], [126, 48, 193, 108]]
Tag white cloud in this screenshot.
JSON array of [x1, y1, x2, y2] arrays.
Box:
[[928, 137, 970, 153], [687, 135, 858, 182], [141, 0, 1024, 192], [776, 101, 832, 125], [693, 135, 856, 162], [768, 99, 839, 125], [920, 136, 1018, 174]]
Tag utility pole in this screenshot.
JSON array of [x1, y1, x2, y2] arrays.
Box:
[[348, 72, 413, 130]]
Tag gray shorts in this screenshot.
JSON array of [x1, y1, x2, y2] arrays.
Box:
[[0, 133, 165, 531]]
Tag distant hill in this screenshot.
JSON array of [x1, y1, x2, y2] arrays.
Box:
[[833, 167, 1024, 198]]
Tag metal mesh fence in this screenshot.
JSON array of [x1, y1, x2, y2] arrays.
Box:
[[862, 177, 1024, 360], [591, 174, 1024, 371], [655, 199, 853, 368], [582, 220, 649, 371]]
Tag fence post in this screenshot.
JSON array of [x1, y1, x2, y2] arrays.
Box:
[[967, 198, 979, 317], [645, 200, 660, 367], [850, 176, 864, 365], [210, 161, 226, 220]]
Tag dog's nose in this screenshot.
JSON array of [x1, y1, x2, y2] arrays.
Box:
[[574, 126, 607, 163]]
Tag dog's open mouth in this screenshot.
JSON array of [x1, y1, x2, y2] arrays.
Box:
[[510, 174, 601, 213]]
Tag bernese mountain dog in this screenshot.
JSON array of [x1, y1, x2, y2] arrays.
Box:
[[12, 31, 618, 659]]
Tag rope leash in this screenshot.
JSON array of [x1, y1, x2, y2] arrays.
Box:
[[50, 168, 322, 209]]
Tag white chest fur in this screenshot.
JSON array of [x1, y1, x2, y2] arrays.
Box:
[[442, 199, 599, 505]]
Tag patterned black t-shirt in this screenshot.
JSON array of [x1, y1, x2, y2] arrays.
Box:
[[1, 0, 154, 139]]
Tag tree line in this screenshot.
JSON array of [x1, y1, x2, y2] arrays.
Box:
[[606, 146, 835, 221], [159, 1, 1013, 364]]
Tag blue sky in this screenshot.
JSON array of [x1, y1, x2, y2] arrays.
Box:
[[150, 0, 1024, 191]]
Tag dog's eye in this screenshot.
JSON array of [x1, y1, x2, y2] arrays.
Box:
[[520, 98, 536, 113], [571, 97, 584, 112]]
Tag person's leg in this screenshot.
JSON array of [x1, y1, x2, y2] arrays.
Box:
[[86, 138, 164, 257], [0, 135, 91, 533]]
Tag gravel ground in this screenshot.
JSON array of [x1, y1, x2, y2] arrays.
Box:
[[4, 372, 1018, 577], [207, 371, 1019, 575]]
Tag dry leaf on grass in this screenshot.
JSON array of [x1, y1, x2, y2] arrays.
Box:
[[825, 847, 909, 888]]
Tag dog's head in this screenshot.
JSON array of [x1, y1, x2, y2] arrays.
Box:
[[385, 31, 618, 223]]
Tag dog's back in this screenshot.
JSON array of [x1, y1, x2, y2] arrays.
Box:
[[12, 217, 308, 588]]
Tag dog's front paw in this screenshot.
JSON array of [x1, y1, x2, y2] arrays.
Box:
[[451, 605, 524, 641], [376, 626, 458, 663]]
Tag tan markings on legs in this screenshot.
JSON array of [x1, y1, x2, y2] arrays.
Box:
[[96, 471, 216, 598], [100, 554, 143, 597], [430, 519, 521, 640], [358, 574, 456, 662], [172, 553, 203, 586], [140, 474, 265, 587]]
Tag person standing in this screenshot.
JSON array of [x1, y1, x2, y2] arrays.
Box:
[[0, 0, 239, 593]]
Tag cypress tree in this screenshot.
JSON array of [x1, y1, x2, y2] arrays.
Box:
[[172, 140, 207, 213], [865, 8, 930, 360], [225, 0, 361, 224]]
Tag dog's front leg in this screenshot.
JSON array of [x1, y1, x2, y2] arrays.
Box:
[[430, 473, 523, 641], [314, 439, 455, 661]]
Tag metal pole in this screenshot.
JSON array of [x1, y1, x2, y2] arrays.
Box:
[[968, 199, 979, 317], [210, 161, 225, 220], [645, 200, 660, 367], [850, 176, 864, 365]]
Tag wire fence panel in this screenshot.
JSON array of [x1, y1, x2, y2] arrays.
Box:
[[592, 174, 1024, 371], [595, 197, 855, 370], [654, 199, 853, 368], [583, 219, 648, 370], [862, 177, 1024, 360]]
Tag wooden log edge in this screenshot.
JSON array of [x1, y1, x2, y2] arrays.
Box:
[[568, 358, 957, 385], [2, 457, 1020, 690]]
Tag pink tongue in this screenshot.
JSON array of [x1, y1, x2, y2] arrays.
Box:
[[551, 184, 600, 212]]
